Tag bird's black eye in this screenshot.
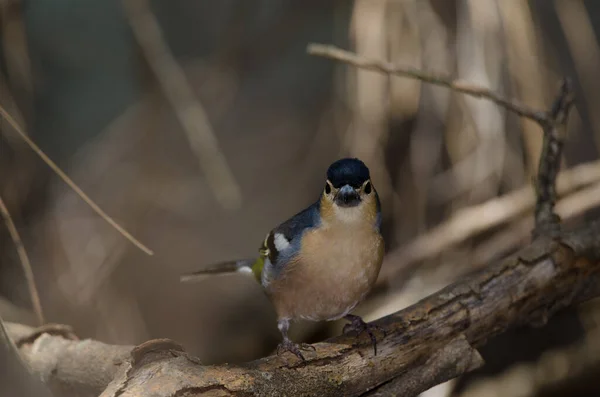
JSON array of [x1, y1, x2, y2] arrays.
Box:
[[364, 181, 372, 194], [325, 183, 331, 194]]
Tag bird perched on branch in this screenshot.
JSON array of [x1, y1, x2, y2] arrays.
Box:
[[180, 158, 385, 360]]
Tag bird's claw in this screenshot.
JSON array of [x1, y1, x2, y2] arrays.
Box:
[[343, 314, 386, 355], [276, 338, 315, 361]]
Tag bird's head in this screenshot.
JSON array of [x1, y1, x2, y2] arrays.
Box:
[[321, 158, 379, 225]]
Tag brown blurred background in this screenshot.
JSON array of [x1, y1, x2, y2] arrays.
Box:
[[2, 1, 600, 396]]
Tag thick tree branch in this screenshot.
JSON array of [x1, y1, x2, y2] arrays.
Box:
[[98, 226, 600, 396], [363, 335, 484, 397], [5, 222, 600, 396], [5, 322, 132, 397]]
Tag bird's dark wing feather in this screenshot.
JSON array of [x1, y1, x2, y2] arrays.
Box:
[[260, 200, 321, 280], [274, 201, 321, 243]]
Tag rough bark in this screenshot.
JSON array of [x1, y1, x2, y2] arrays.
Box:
[[98, 227, 600, 396], [5, 322, 132, 397], [5, 221, 600, 396]]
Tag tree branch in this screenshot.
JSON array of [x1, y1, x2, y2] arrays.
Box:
[[307, 43, 547, 123], [5, 322, 132, 397], [5, 222, 600, 396], [363, 334, 484, 397], [98, 226, 600, 396]]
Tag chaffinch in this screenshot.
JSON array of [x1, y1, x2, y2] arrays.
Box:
[[181, 158, 385, 360]]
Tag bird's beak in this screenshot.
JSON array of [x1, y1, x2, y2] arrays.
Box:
[[335, 184, 361, 207]]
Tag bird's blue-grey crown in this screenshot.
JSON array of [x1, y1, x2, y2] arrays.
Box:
[[326, 158, 370, 188]]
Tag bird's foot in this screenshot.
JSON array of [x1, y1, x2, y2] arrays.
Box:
[[276, 338, 316, 361], [343, 314, 386, 355]]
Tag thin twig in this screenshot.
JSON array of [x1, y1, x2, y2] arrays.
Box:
[[533, 79, 575, 238], [307, 43, 547, 124], [0, 195, 44, 325], [123, 0, 242, 210], [0, 105, 154, 255]]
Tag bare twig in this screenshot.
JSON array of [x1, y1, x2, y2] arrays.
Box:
[[0, 105, 154, 255], [307, 43, 547, 123], [123, 0, 242, 210], [533, 79, 575, 237], [0, 195, 44, 326]]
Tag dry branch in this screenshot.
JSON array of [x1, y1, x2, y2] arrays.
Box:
[[363, 335, 484, 397], [307, 43, 546, 123], [4, 223, 600, 397], [97, 227, 600, 396], [5, 322, 131, 397]]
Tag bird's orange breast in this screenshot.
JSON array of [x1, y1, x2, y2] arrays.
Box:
[[266, 222, 384, 322]]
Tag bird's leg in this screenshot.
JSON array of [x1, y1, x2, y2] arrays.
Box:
[[343, 314, 386, 355], [276, 319, 315, 361]]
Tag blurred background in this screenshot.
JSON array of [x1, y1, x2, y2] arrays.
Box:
[[2, 0, 600, 396]]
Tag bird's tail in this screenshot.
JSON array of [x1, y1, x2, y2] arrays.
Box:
[[179, 258, 259, 283]]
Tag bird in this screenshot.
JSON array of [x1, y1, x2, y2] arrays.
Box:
[[180, 158, 385, 360]]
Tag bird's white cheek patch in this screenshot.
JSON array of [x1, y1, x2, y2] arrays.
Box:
[[273, 233, 291, 252]]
